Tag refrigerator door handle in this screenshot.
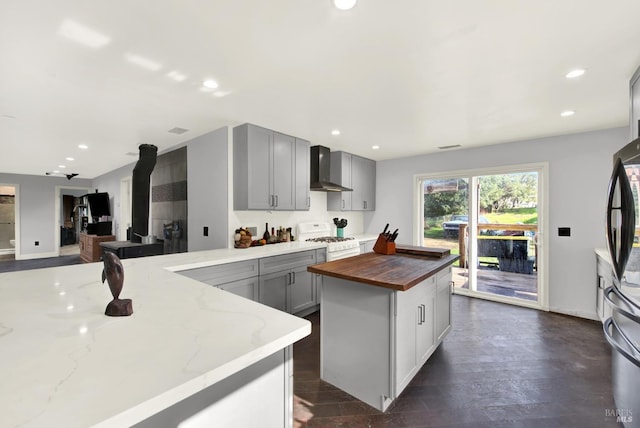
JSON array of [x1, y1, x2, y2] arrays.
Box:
[[603, 317, 640, 368], [606, 157, 636, 281], [604, 286, 640, 324]]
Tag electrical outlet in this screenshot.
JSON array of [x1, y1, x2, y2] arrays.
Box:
[[203, 226, 209, 237], [34, 241, 39, 246], [558, 227, 571, 237]]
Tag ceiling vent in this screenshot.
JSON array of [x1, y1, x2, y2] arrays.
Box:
[[168, 127, 189, 135], [437, 144, 462, 150]]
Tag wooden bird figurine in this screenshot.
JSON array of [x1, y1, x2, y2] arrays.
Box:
[[101, 252, 133, 316]]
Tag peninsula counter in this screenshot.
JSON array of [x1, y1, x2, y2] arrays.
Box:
[[0, 243, 323, 428]]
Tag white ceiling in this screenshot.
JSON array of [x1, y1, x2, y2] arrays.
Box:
[[2, 0, 640, 179]]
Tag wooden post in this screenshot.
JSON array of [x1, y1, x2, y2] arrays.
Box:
[[458, 224, 467, 268]]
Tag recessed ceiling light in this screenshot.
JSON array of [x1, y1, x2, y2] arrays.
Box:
[[372, 145, 380, 150], [203, 79, 219, 89], [331, 129, 341, 136], [58, 165, 66, 169], [560, 110, 575, 117], [333, 0, 357, 10], [58, 19, 110, 48], [565, 69, 586, 79], [78, 144, 88, 149], [65, 157, 75, 161], [213, 90, 231, 98], [167, 70, 187, 82], [124, 53, 162, 71], [53, 170, 60, 174]]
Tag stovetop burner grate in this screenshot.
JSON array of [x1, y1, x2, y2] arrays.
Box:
[[305, 236, 355, 243]]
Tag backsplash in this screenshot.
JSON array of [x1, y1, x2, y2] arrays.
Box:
[[230, 192, 363, 244]]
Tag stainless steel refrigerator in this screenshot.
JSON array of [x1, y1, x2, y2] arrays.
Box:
[[604, 137, 640, 427]]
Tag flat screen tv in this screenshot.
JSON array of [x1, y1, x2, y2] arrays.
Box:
[[86, 192, 111, 218]]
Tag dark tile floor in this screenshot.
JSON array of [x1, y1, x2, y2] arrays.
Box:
[[293, 295, 622, 427], [0, 254, 82, 273]]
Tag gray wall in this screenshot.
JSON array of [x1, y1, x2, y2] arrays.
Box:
[[187, 127, 229, 251], [91, 126, 229, 252], [365, 127, 627, 320], [0, 173, 93, 258]]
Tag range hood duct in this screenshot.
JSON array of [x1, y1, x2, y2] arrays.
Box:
[[310, 145, 352, 192], [131, 144, 158, 243]]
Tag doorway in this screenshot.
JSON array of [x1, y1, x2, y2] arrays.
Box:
[[0, 185, 17, 260], [417, 163, 548, 310], [55, 185, 91, 257]]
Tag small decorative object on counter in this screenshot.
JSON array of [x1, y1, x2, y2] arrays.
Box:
[[234, 227, 253, 248], [333, 218, 348, 237], [263, 223, 271, 242], [373, 223, 398, 255], [101, 252, 133, 316]]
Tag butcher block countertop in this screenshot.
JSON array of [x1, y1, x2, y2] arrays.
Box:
[[308, 250, 459, 291]]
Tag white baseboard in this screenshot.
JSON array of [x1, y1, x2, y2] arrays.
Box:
[[548, 306, 599, 321], [15, 251, 58, 261]]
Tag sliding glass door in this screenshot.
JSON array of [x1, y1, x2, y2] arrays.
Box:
[[418, 164, 546, 309]]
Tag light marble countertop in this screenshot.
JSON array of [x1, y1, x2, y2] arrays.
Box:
[[0, 244, 318, 428]]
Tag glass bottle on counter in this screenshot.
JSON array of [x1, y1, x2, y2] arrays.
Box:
[[263, 223, 270, 242]]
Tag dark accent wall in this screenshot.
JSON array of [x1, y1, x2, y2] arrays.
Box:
[[151, 147, 187, 253]]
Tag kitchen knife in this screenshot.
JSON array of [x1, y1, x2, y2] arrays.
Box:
[[390, 229, 399, 242], [382, 223, 389, 234]]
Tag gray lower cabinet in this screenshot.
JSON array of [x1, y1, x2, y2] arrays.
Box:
[[259, 271, 289, 312], [259, 250, 317, 314], [219, 276, 259, 301], [176, 259, 260, 301], [177, 249, 321, 316], [233, 123, 309, 211]]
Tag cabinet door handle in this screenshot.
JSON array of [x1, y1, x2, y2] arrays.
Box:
[[292, 271, 296, 283], [287, 272, 292, 285], [597, 275, 604, 289], [363, 201, 367, 209], [307, 196, 310, 207], [275, 195, 278, 207], [342, 199, 345, 209], [418, 305, 423, 325], [421, 304, 426, 323]]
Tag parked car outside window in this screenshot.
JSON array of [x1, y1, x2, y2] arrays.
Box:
[[442, 215, 490, 238]]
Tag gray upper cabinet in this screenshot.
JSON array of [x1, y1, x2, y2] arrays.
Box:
[[295, 138, 311, 210], [327, 151, 375, 211], [351, 154, 376, 211], [234, 124, 309, 211], [327, 152, 352, 211]]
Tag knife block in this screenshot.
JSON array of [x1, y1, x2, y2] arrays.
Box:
[[373, 234, 396, 255]]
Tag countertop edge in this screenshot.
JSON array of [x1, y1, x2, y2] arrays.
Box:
[[308, 253, 459, 291], [93, 321, 311, 428]]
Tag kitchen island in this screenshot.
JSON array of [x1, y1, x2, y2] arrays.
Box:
[[0, 243, 320, 428], [308, 250, 458, 411]]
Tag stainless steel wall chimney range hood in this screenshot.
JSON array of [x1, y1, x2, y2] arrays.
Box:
[[310, 145, 353, 192]]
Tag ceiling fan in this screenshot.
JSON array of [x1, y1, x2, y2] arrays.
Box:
[[45, 171, 79, 180]]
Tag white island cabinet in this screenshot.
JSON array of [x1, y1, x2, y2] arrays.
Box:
[[0, 243, 318, 428], [310, 251, 456, 412]]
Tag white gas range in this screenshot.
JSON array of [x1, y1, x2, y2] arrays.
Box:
[[297, 222, 360, 261]]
